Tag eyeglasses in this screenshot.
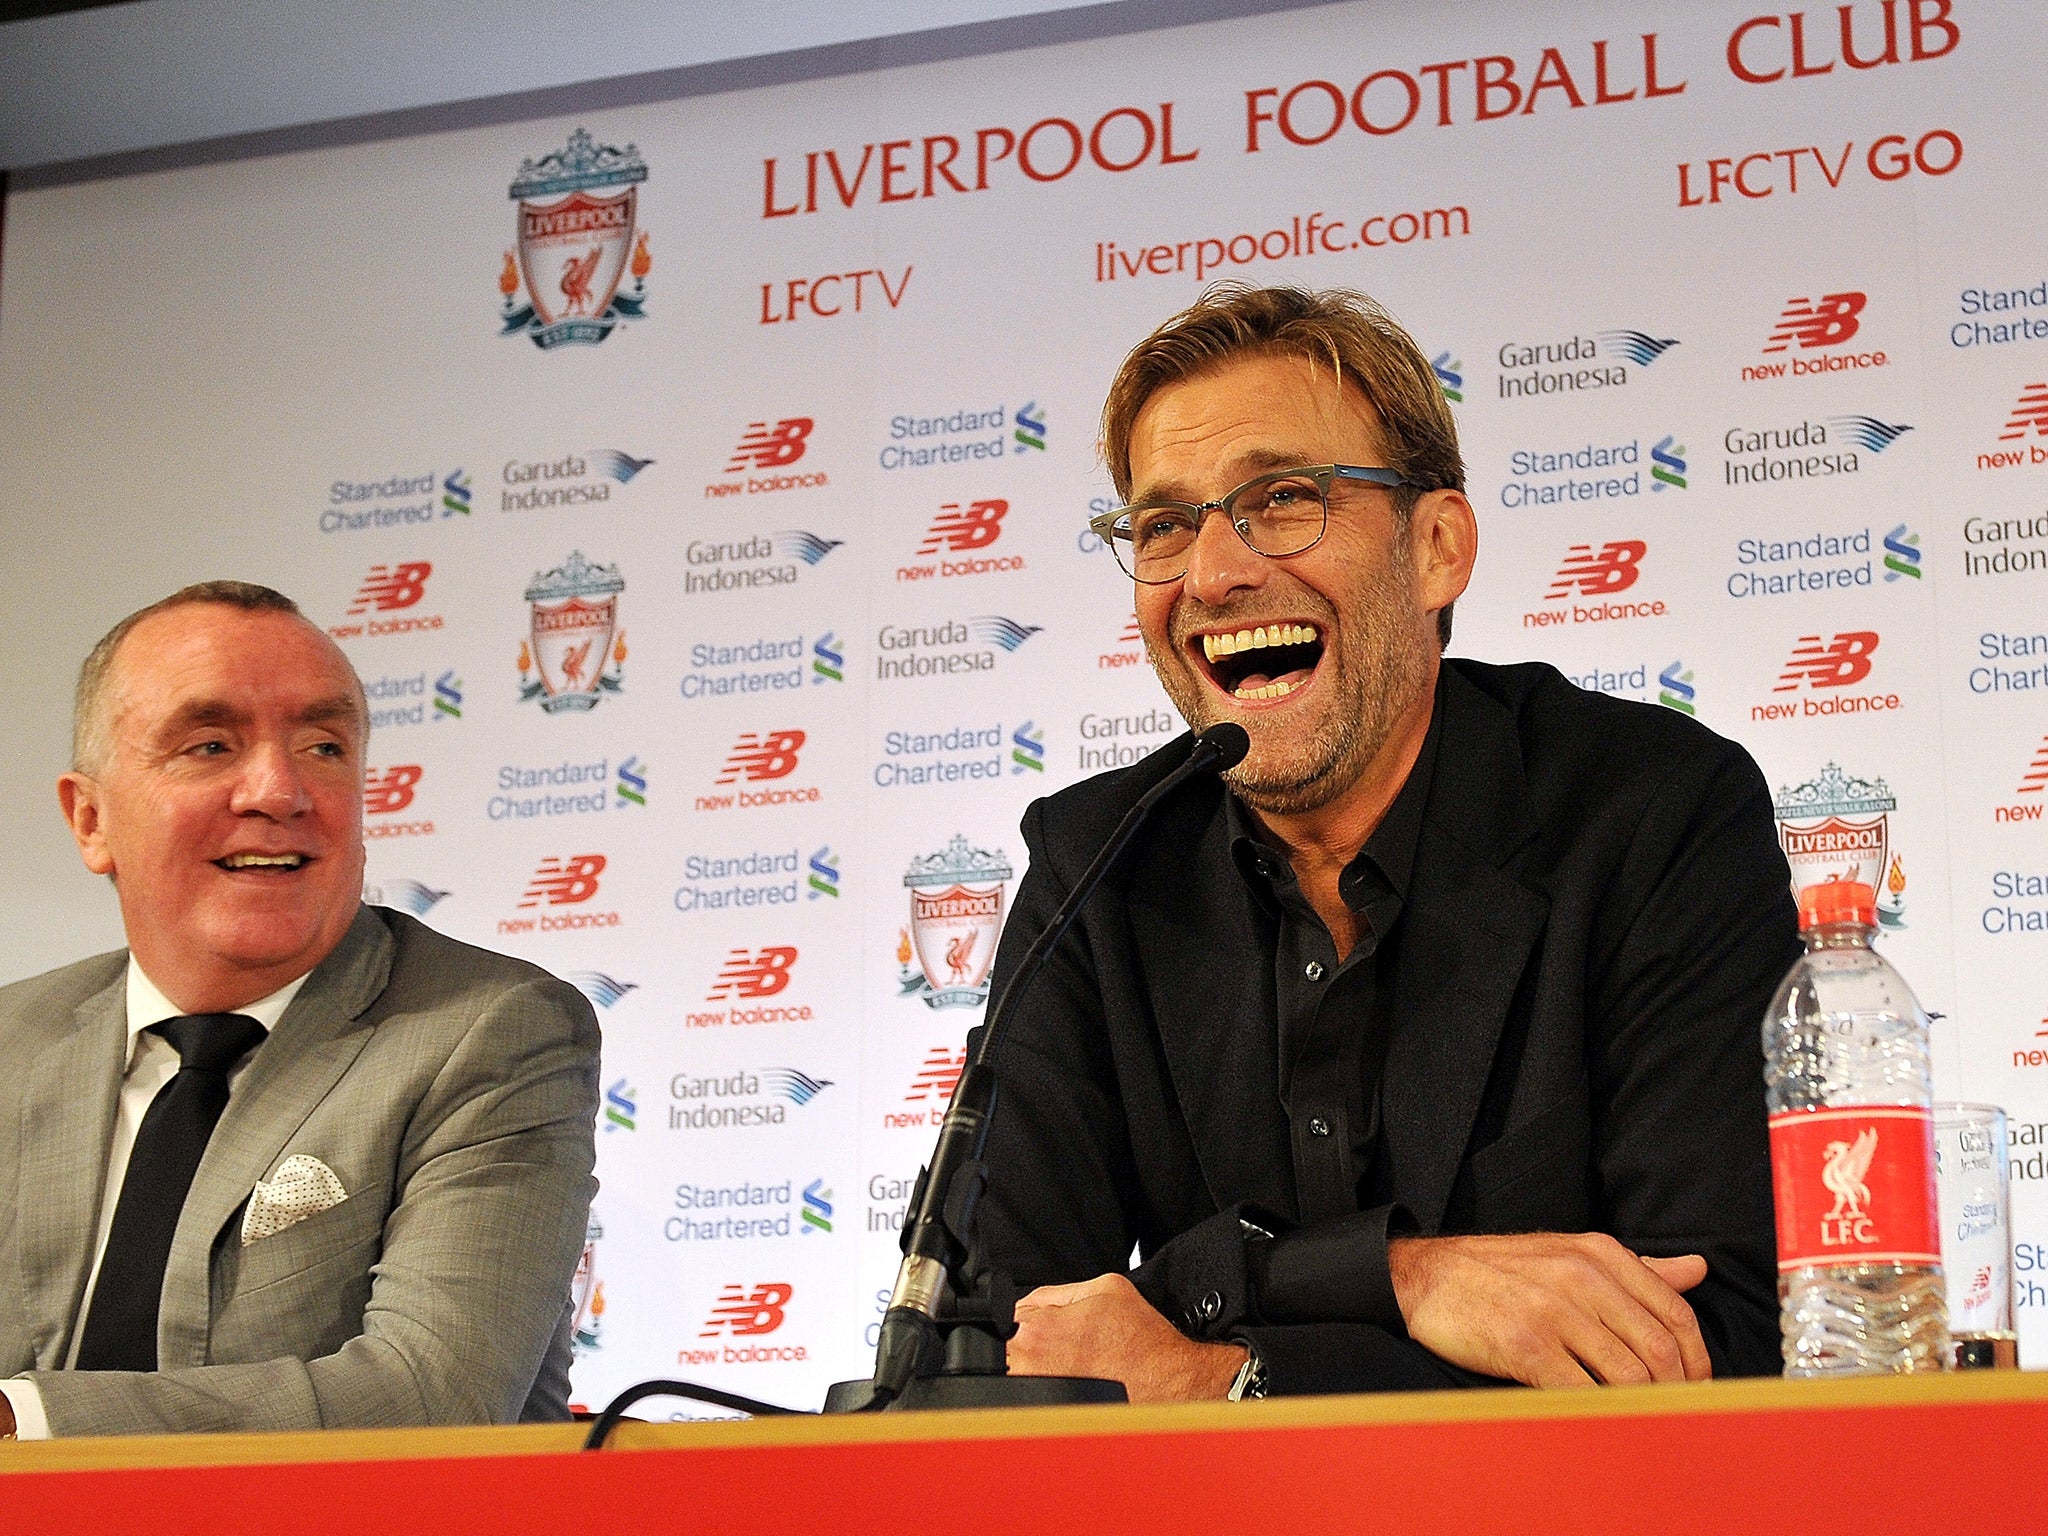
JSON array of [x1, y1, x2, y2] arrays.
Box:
[[1087, 464, 1420, 584]]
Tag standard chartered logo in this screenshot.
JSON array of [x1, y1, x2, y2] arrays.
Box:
[[665, 1177, 836, 1240], [1650, 436, 1687, 491]]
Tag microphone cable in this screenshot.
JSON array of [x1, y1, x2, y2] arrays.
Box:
[[583, 1379, 812, 1449]]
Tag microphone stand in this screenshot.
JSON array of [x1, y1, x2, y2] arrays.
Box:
[[825, 723, 1249, 1413]]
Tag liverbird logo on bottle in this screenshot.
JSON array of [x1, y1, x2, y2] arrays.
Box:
[[1821, 1127, 1879, 1245]]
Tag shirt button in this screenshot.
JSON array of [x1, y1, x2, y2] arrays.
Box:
[[1304, 961, 1325, 981], [1197, 1290, 1223, 1322], [1308, 1117, 1330, 1137]]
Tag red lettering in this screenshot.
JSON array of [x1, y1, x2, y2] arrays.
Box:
[[1521, 47, 1586, 111], [823, 145, 873, 208], [1789, 11, 1835, 76], [1280, 80, 1346, 144], [974, 127, 1015, 188], [1814, 142, 1853, 186], [878, 139, 915, 202], [1644, 31, 1686, 96], [1590, 39, 1636, 103], [1159, 102, 1198, 163], [1245, 88, 1277, 152], [1018, 117, 1083, 181], [1351, 70, 1421, 135], [1475, 55, 1521, 119], [1089, 106, 1156, 170], [762, 157, 799, 218], [1909, 0, 1958, 60], [1917, 129, 1962, 174], [1868, 134, 1911, 180], [1728, 15, 1785, 83], [923, 134, 968, 195], [1840, 0, 1901, 67], [1417, 61, 1468, 125]]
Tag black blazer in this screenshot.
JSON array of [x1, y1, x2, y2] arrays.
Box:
[[977, 658, 1799, 1392]]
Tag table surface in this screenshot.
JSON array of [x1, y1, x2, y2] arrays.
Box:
[[4, 1370, 2045, 1533]]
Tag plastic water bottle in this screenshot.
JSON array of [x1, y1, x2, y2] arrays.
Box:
[[1763, 879, 1948, 1375]]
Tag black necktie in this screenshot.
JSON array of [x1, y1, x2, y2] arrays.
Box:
[[75, 1013, 268, 1371]]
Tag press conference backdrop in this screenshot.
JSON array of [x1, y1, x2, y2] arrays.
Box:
[[1, 0, 2043, 1408]]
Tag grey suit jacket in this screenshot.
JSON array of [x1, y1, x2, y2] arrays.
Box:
[[0, 905, 600, 1435]]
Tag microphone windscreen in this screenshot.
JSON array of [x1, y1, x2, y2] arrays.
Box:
[[1196, 721, 1250, 771]]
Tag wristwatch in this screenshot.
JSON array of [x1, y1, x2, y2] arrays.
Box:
[[1226, 1339, 1269, 1401]]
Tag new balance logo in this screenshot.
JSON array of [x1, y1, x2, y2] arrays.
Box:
[[347, 561, 432, 613], [1774, 632, 1880, 692], [917, 499, 1008, 554], [708, 947, 798, 1000], [518, 854, 606, 907], [2021, 737, 2048, 795], [699, 1283, 792, 1337], [1763, 292, 1866, 352], [1544, 541, 1645, 599], [363, 765, 423, 814], [906, 1046, 967, 1103], [727, 418, 813, 470], [1999, 384, 2048, 441], [715, 730, 805, 784]]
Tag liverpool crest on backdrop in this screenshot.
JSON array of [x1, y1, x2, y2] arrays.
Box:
[[500, 128, 652, 349]]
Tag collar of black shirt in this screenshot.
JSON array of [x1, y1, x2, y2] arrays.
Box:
[[1225, 671, 1444, 919]]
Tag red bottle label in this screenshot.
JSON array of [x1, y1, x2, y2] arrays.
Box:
[[1768, 1106, 1940, 1271]]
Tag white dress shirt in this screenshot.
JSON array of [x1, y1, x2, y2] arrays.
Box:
[[1, 963, 307, 1439]]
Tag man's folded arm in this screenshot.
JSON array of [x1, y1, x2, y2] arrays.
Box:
[[28, 977, 600, 1437], [1126, 1203, 1497, 1393]]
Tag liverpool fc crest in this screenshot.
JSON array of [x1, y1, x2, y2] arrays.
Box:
[[898, 835, 1014, 1009], [500, 128, 651, 350], [520, 551, 626, 712], [1774, 763, 1906, 927]]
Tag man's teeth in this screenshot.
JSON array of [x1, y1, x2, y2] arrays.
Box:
[[1201, 623, 1318, 662], [1232, 676, 1303, 702], [223, 854, 304, 869]]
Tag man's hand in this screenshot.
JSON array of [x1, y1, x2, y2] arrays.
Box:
[[1388, 1232, 1712, 1388], [0, 1391, 15, 1438], [1010, 1274, 1248, 1402]]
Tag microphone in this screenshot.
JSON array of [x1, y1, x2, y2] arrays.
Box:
[[853, 721, 1249, 1410]]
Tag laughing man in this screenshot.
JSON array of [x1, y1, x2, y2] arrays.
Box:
[[979, 285, 1799, 1400]]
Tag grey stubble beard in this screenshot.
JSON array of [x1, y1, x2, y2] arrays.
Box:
[[1143, 537, 1434, 817]]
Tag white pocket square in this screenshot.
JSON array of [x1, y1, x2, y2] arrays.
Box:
[[242, 1154, 349, 1245]]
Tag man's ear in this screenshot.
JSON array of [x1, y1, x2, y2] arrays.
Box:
[[58, 772, 116, 877], [1410, 488, 1478, 614]]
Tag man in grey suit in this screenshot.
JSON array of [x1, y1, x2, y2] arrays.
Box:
[[0, 581, 599, 1437]]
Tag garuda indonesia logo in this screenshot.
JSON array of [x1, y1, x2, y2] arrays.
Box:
[[499, 129, 651, 350], [898, 835, 1014, 1009], [519, 551, 626, 712]]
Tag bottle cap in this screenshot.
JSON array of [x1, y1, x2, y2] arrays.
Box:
[[1797, 879, 1877, 930]]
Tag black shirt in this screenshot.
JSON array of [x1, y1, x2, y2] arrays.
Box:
[[1226, 690, 1441, 1227]]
